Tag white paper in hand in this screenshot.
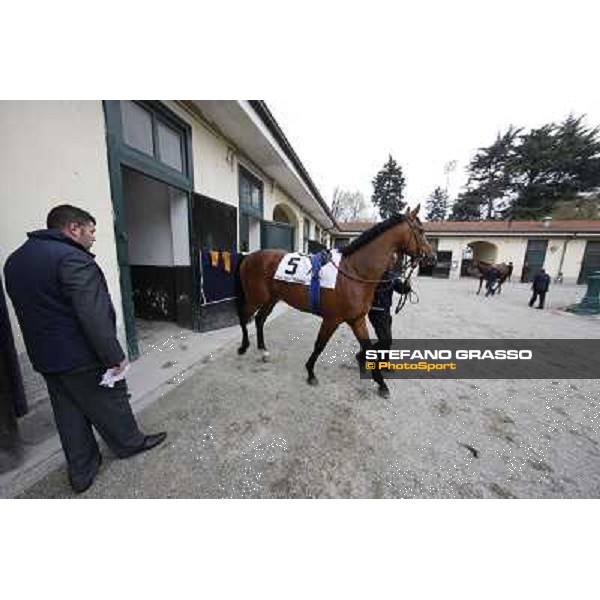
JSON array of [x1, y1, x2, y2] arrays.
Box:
[[100, 365, 130, 388]]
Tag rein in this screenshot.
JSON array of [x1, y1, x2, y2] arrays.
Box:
[[333, 216, 428, 285]]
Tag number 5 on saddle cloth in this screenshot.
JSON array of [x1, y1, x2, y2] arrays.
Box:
[[273, 249, 342, 315]]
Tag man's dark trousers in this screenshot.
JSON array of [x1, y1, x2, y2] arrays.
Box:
[[529, 291, 547, 308], [368, 309, 393, 351], [43, 366, 145, 489]]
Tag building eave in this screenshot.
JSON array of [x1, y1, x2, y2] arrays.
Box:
[[183, 100, 336, 230]]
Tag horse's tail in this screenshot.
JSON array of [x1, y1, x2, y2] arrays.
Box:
[[234, 253, 247, 322]]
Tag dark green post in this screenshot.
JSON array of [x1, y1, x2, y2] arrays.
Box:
[[567, 270, 600, 315]]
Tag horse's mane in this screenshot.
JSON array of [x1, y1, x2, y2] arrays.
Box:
[[340, 214, 407, 257]]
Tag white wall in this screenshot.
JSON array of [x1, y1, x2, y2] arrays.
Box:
[[123, 168, 190, 267], [560, 238, 588, 284], [170, 188, 190, 266], [249, 217, 261, 251], [163, 101, 238, 207], [432, 234, 598, 284], [0, 101, 124, 353], [164, 101, 329, 253], [124, 168, 172, 266]]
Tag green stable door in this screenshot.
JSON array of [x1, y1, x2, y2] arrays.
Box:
[[522, 240, 548, 283]]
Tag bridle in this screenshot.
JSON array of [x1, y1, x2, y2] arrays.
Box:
[[333, 215, 431, 285]]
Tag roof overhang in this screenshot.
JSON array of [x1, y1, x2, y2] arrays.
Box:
[[426, 230, 600, 238], [186, 100, 334, 229]]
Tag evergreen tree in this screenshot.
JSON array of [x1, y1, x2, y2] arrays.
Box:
[[371, 155, 406, 220], [462, 115, 600, 220], [425, 187, 449, 221], [551, 194, 600, 219], [467, 126, 520, 219], [448, 191, 484, 221], [506, 115, 600, 219]]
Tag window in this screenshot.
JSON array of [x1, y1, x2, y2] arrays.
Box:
[[239, 167, 263, 218], [120, 101, 185, 173], [121, 101, 153, 156], [157, 120, 183, 171]]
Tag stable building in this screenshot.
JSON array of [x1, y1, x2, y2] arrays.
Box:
[[0, 100, 335, 414], [331, 220, 377, 249], [422, 218, 600, 284], [330, 217, 600, 285]]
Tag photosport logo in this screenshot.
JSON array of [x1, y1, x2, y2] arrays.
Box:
[[359, 340, 600, 379]]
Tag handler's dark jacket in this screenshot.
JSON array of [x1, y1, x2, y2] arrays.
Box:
[[532, 272, 550, 292], [487, 268, 501, 282], [371, 269, 408, 311], [3, 230, 125, 374]]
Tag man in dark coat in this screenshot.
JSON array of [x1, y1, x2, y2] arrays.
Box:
[[529, 268, 551, 309], [4, 205, 166, 493], [507, 262, 514, 282]]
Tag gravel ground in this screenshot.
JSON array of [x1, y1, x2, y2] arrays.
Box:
[[20, 277, 600, 498]]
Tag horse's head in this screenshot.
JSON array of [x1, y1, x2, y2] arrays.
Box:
[[399, 204, 435, 266]]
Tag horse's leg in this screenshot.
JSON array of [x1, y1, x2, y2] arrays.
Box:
[[256, 299, 278, 361], [237, 308, 251, 355], [477, 277, 483, 294], [349, 317, 389, 399], [305, 319, 340, 387]]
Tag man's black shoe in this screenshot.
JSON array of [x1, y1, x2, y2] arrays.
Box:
[[71, 454, 102, 494], [72, 479, 94, 494], [129, 432, 168, 457]]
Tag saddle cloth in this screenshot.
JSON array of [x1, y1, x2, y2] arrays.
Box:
[[273, 249, 342, 289]]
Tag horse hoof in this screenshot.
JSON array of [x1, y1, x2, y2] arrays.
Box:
[[307, 376, 319, 386], [261, 351, 270, 362], [378, 387, 390, 399], [238, 345, 248, 355]]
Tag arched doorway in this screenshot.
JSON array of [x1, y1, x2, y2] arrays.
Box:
[[262, 203, 298, 252], [273, 205, 292, 224], [460, 241, 498, 277]]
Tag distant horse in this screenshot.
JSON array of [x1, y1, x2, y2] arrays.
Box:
[[475, 260, 510, 295], [234, 205, 435, 398]]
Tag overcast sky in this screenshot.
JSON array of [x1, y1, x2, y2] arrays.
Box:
[[265, 3, 600, 220]]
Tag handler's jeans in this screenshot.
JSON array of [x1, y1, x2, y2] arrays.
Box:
[[43, 366, 145, 490], [368, 309, 393, 351]]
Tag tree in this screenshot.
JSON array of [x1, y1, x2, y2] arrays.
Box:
[[425, 187, 449, 221], [467, 126, 520, 219], [448, 190, 484, 221], [462, 115, 600, 221], [504, 123, 561, 219], [371, 155, 406, 220], [331, 187, 369, 221], [507, 115, 600, 219], [551, 194, 600, 219]]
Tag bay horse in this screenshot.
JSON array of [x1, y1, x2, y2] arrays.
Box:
[[474, 260, 510, 295], [234, 205, 435, 398]]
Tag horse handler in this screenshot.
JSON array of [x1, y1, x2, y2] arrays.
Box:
[[357, 268, 412, 361], [485, 267, 501, 297], [529, 268, 551, 309], [4, 204, 167, 494]]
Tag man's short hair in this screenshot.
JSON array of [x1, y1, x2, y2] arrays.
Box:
[[46, 204, 96, 229]]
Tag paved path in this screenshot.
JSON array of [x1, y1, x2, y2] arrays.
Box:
[[20, 277, 600, 498]]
